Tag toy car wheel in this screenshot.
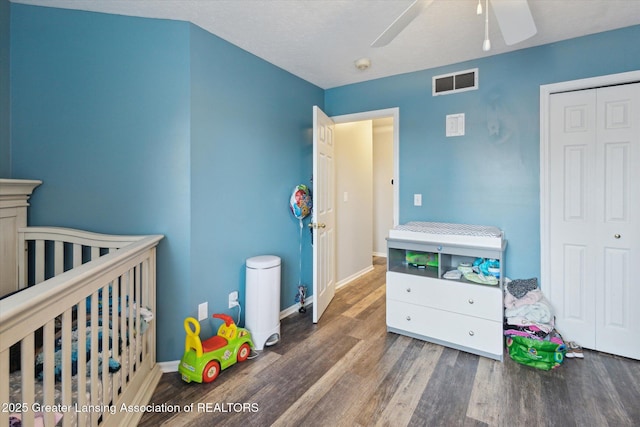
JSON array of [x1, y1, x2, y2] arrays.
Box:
[[203, 360, 221, 383], [237, 343, 251, 362]]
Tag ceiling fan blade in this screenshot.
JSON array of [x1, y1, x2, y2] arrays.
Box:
[[490, 0, 537, 45], [371, 0, 435, 48]]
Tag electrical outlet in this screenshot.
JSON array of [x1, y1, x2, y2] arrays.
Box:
[[198, 302, 208, 321], [414, 194, 422, 206], [229, 291, 239, 309]]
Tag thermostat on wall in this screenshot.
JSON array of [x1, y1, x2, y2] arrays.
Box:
[[446, 113, 465, 137]]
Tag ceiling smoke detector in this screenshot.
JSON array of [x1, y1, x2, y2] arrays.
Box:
[[354, 57, 371, 71]]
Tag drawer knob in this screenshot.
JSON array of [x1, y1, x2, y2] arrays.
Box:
[[468, 299, 474, 304], [469, 330, 475, 336], [406, 316, 411, 321], [406, 288, 411, 293]]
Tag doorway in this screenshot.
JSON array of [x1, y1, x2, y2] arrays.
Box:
[[331, 108, 399, 288]]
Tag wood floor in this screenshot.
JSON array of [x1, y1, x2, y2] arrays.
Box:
[[139, 258, 640, 427]]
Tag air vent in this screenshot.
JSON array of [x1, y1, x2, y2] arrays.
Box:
[[432, 68, 478, 96]]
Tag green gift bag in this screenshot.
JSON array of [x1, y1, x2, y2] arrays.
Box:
[[505, 335, 566, 370]]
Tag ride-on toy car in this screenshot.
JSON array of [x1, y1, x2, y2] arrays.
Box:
[[179, 313, 254, 383]]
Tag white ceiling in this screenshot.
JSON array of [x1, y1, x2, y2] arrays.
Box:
[[10, 0, 640, 89]]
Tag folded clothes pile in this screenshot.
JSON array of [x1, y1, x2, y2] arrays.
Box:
[[503, 278, 567, 370], [442, 260, 499, 285]]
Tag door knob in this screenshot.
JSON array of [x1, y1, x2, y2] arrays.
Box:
[[307, 223, 326, 229], [614, 234, 621, 239]]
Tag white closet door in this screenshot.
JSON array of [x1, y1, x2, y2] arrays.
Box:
[[549, 83, 639, 360], [549, 89, 598, 349], [593, 83, 640, 359]]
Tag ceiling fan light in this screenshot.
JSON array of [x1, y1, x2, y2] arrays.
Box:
[[476, 0, 482, 15], [481, 0, 490, 51]]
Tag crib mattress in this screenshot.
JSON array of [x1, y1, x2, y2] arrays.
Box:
[[388, 221, 504, 249]]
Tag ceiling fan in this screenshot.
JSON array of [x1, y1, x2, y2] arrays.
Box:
[[371, 0, 537, 51]]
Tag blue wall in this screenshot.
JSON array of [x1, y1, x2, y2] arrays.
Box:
[[10, 5, 193, 362], [188, 25, 320, 338], [0, 0, 9, 176], [325, 25, 640, 282], [9, 4, 322, 361]]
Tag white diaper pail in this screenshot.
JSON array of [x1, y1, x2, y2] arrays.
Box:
[[245, 255, 281, 351]]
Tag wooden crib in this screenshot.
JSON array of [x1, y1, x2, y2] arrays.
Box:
[[0, 180, 163, 427]]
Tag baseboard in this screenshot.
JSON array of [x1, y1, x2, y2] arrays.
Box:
[[372, 251, 387, 258], [279, 295, 314, 319], [158, 360, 180, 373], [336, 265, 374, 290]]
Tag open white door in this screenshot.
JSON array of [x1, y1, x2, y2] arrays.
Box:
[[312, 106, 336, 323]]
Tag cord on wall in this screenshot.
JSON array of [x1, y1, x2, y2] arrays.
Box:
[[234, 303, 242, 326]]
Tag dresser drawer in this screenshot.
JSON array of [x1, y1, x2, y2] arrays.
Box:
[[386, 272, 503, 321], [386, 299, 504, 356]]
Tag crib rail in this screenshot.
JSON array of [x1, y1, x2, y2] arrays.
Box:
[[0, 228, 163, 427], [17, 226, 149, 290]]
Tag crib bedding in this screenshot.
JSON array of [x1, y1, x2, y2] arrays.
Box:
[[31, 295, 152, 380], [8, 308, 151, 427], [388, 221, 504, 248], [9, 354, 130, 427]]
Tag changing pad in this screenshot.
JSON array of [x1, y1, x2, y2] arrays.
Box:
[[388, 221, 504, 249]]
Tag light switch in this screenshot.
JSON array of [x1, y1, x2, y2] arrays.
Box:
[[446, 113, 465, 137], [414, 194, 422, 206], [343, 192, 348, 202]]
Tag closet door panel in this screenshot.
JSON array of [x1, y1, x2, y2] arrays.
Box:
[[549, 90, 597, 349], [562, 245, 588, 320], [594, 83, 640, 360], [603, 142, 628, 222], [602, 249, 628, 325]]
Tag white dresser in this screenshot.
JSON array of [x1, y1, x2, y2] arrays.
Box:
[[386, 222, 507, 361]]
